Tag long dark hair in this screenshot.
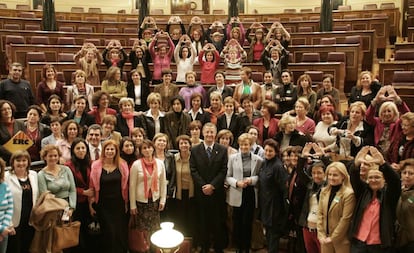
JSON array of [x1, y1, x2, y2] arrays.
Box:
[[120, 137, 137, 167], [70, 138, 91, 182]]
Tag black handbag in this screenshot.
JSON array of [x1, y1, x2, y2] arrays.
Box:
[[87, 215, 101, 235]]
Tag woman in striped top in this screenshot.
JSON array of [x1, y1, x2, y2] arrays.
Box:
[[0, 158, 14, 253]]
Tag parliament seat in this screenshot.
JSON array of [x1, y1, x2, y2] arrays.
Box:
[[304, 71, 324, 88], [363, 4, 377, 10], [58, 53, 75, 62], [78, 26, 94, 33], [6, 35, 25, 44], [380, 3, 395, 9], [333, 25, 351, 31], [16, 4, 30, 10], [338, 5, 351, 11], [18, 12, 35, 18], [320, 37, 336, 45], [124, 27, 138, 34], [284, 9, 296, 13], [88, 8, 102, 13], [59, 26, 74, 32], [4, 23, 20, 30], [26, 52, 46, 62], [394, 49, 414, 61], [103, 17, 117, 22], [327, 52, 346, 63], [392, 71, 414, 86], [300, 9, 313, 13], [71, 7, 84, 13], [301, 52, 320, 62], [57, 37, 76, 45], [30, 36, 50, 45], [298, 27, 313, 32], [125, 18, 138, 22], [56, 72, 66, 84], [151, 9, 164, 15], [0, 3, 7, 9], [83, 38, 101, 46], [25, 24, 41, 31], [104, 27, 119, 33], [85, 17, 99, 22], [345, 35, 361, 44]]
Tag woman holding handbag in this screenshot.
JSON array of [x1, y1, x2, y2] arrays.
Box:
[[129, 139, 167, 251], [89, 140, 129, 253]]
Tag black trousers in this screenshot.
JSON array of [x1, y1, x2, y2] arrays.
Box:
[[232, 186, 255, 252]]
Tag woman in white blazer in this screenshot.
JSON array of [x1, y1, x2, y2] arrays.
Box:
[[5, 150, 39, 253], [129, 139, 167, 243], [226, 133, 263, 253]]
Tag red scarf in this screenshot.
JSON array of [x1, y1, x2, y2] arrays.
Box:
[[141, 158, 159, 199], [121, 112, 134, 136]]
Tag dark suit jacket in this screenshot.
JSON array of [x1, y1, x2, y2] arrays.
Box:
[[141, 113, 165, 141], [217, 113, 239, 136], [190, 143, 228, 196], [188, 109, 211, 126], [126, 80, 150, 112], [115, 114, 145, 137]]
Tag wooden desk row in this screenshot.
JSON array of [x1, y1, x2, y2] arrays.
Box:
[[25, 62, 345, 98], [378, 60, 414, 85], [5, 15, 389, 50], [0, 7, 400, 37]]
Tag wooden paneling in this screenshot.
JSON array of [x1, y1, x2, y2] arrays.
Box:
[[378, 61, 414, 85], [290, 30, 375, 71]]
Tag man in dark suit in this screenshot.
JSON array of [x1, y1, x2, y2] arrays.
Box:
[[190, 123, 228, 253]]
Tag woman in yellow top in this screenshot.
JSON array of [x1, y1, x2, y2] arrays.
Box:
[[101, 66, 127, 111]]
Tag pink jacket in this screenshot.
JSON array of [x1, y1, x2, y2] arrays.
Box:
[[89, 159, 129, 204]]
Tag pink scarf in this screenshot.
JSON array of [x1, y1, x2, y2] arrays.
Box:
[[121, 112, 134, 136], [141, 158, 159, 199]]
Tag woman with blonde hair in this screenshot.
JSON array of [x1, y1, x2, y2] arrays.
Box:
[[330, 101, 374, 158], [101, 66, 127, 111], [366, 85, 410, 163], [115, 97, 145, 137], [142, 92, 166, 141], [89, 139, 129, 253], [74, 42, 103, 86], [349, 71, 382, 108], [153, 133, 176, 199], [5, 151, 38, 253], [67, 69, 94, 111], [205, 91, 225, 125], [317, 162, 355, 253], [292, 98, 316, 136]]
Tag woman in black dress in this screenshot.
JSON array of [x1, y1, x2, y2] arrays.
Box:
[[89, 139, 130, 253]]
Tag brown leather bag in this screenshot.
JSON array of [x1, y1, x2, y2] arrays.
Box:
[[52, 220, 81, 251]]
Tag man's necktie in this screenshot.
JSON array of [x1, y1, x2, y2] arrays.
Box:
[[206, 147, 212, 159]]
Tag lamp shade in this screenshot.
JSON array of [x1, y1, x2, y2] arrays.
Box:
[[151, 222, 184, 250]]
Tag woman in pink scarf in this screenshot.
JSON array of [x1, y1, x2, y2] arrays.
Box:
[[129, 139, 167, 245]]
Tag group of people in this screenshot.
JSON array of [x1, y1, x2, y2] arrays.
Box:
[[0, 12, 413, 253]]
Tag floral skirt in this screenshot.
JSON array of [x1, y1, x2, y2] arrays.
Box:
[[134, 200, 160, 234]]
